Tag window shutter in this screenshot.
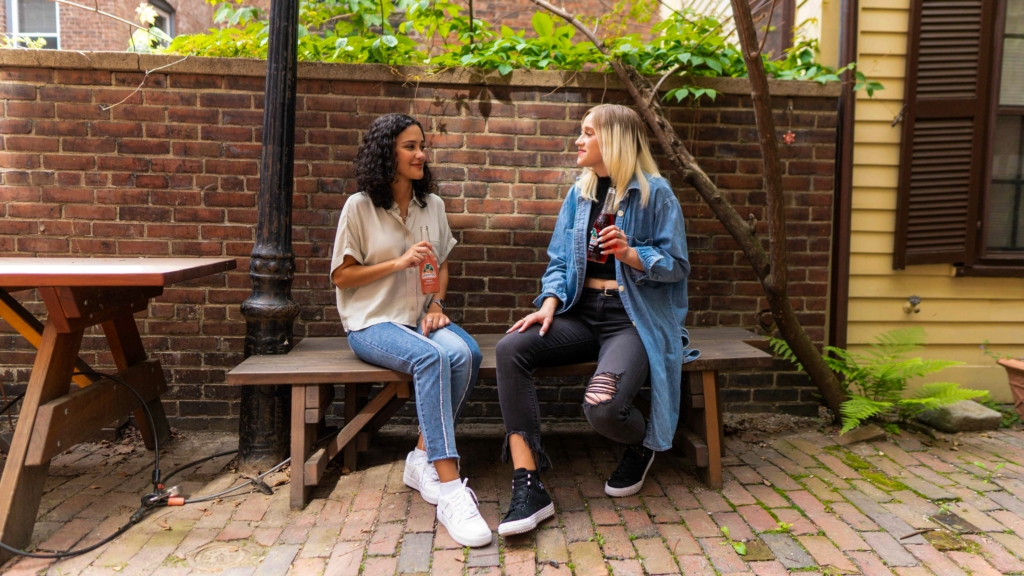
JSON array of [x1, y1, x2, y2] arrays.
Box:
[[893, 0, 996, 268]]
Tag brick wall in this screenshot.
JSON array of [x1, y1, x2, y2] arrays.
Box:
[[0, 50, 839, 431]]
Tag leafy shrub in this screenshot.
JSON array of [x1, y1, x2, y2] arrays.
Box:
[[161, 0, 881, 103], [771, 327, 987, 433]]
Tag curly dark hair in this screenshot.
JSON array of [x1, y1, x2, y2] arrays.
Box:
[[354, 114, 435, 209]]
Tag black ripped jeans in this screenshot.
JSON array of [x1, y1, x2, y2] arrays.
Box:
[[495, 288, 650, 470]]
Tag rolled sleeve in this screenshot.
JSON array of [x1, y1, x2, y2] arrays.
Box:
[[626, 196, 689, 285], [434, 198, 458, 264], [331, 203, 364, 273]]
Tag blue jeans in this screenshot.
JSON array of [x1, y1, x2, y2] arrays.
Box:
[[348, 322, 482, 463]]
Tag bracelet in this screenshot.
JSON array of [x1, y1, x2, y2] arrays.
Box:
[[430, 298, 446, 311]]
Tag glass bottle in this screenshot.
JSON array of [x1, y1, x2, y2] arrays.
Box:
[[419, 226, 440, 294], [586, 187, 618, 264]]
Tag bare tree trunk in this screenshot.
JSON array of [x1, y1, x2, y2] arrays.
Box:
[[728, 0, 847, 420], [528, 0, 847, 419]]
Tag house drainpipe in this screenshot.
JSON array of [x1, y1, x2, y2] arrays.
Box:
[[828, 0, 858, 351], [238, 0, 300, 471]]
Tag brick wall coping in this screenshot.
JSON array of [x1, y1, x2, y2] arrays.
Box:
[[0, 48, 842, 98]]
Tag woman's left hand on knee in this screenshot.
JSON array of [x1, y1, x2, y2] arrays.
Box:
[[422, 312, 450, 336]]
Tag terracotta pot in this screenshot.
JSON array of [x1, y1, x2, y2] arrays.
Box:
[[997, 358, 1024, 420]]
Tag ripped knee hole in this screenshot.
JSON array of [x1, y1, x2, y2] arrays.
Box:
[[584, 372, 621, 405]]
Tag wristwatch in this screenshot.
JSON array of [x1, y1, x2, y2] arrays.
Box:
[[430, 298, 446, 311]]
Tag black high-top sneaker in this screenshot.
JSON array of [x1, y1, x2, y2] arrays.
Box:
[[497, 468, 555, 536], [605, 445, 655, 497]]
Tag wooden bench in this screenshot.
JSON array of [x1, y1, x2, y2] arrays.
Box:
[[226, 327, 772, 508]]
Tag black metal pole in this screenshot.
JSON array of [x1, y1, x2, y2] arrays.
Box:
[[238, 0, 300, 471]]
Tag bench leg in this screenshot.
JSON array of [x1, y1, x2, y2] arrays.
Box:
[[291, 385, 314, 509], [343, 385, 358, 472], [696, 370, 723, 489]]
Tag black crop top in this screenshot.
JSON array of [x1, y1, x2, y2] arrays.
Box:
[[585, 177, 617, 281]]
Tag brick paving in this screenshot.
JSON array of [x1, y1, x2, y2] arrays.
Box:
[[3, 426, 1024, 575]]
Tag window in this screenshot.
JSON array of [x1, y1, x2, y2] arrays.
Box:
[[6, 0, 59, 49], [894, 0, 1024, 275], [148, 0, 175, 38], [985, 0, 1024, 255]]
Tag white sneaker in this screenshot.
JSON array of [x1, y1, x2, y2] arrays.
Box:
[[436, 479, 493, 547], [403, 450, 441, 504]]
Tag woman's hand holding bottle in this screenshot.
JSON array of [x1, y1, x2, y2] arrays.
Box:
[[395, 241, 433, 270]]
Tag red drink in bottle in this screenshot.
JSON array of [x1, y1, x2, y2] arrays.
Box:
[[587, 188, 618, 264], [419, 226, 440, 294]]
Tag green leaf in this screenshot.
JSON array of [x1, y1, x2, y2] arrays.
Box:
[[498, 63, 513, 76], [382, 34, 398, 47], [531, 11, 554, 38], [732, 541, 747, 556]]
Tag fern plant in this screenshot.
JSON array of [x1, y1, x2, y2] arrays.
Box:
[[771, 327, 987, 433]]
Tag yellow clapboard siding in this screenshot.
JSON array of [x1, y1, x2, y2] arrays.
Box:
[[849, 254, 948, 276], [854, 56, 908, 79], [859, 32, 909, 55], [850, 231, 896, 254], [849, 297, 1024, 321], [857, 80, 905, 101], [861, 9, 910, 33], [908, 368, 1012, 401], [854, 122, 903, 144], [852, 165, 899, 188], [849, 276, 1024, 300], [849, 323, 1024, 344], [851, 188, 896, 210], [855, 100, 907, 122], [852, 210, 896, 232], [862, 0, 910, 10], [853, 143, 901, 166]]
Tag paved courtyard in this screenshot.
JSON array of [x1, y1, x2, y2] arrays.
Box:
[[3, 424, 1024, 575]]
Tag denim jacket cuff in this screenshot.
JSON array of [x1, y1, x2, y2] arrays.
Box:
[[533, 291, 565, 309], [628, 246, 664, 285]]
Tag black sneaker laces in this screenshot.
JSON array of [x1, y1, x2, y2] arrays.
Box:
[[609, 446, 647, 484], [504, 474, 533, 519]]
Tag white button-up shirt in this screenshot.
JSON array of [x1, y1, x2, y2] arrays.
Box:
[[331, 192, 457, 332]]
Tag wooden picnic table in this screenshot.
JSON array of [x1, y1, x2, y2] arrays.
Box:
[[0, 257, 236, 560]]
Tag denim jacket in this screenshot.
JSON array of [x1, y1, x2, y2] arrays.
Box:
[[534, 174, 700, 451]]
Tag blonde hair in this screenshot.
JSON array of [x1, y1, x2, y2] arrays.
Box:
[[577, 104, 661, 208]]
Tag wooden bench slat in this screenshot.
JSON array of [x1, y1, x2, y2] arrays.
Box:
[[226, 331, 771, 386]]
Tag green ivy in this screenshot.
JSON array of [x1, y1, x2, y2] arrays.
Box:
[[162, 0, 881, 102]]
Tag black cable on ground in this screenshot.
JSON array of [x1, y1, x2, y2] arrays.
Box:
[[0, 393, 24, 418]]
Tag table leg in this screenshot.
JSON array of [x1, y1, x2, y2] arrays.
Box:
[[102, 315, 171, 450], [0, 322, 84, 561]]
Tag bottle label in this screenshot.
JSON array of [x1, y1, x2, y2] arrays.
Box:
[[588, 228, 600, 249], [421, 262, 437, 279]]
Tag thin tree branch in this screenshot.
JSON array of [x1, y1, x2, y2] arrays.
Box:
[[758, 0, 780, 54], [101, 56, 189, 111], [46, 0, 145, 29], [729, 0, 846, 419], [648, 63, 682, 106]]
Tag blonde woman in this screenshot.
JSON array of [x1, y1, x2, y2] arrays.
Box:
[[494, 104, 697, 536]]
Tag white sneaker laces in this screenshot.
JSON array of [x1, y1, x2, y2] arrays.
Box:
[[423, 463, 440, 485], [447, 479, 482, 519]]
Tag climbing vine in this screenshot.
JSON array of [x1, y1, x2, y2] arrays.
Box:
[[159, 0, 881, 101]]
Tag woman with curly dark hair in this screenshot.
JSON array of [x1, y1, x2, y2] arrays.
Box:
[[330, 113, 489, 547]]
